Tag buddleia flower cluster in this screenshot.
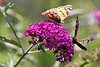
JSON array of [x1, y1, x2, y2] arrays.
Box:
[[24, 20, 74, 62]]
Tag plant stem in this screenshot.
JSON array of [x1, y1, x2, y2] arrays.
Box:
[[28, 49, 49, 54], [4, 16, 25, 53], [14, 53, 27, 67], [14, 44, 34, 67]]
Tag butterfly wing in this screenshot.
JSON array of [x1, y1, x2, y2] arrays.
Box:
[[75, 16, 79, 37], [57, 5, 72, 23], [73, 16, 87, 51], [42, 8, 61, 23], [42, 5, 72, 23]]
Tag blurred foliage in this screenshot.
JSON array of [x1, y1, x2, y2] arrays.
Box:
[[65, 47, 100, 67], [0, 0, 100, 67], [0, 36, 20, 47]]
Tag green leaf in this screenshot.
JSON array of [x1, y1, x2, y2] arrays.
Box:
[[65, 9, 85, 23], [7, 60, 11, 67], [7, 53, 11, 67], [0, 36, 20, 47], [4, 3, 14, 14], [7, 53, 16, 67], [69, 9, 85, 17], [0, 63, 6, 67], [0, 3, 14, 17]]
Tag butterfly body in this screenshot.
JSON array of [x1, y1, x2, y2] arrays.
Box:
[[73, 37, 87, 51], [42, 5, 72, 23]]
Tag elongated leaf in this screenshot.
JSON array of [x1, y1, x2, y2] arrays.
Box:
[[0, 3, 14, 17], [4, 3, 14, 14], [7, 53, 14, 67], [65, 9, 85, 23], [0, 36, 20, 47], [7, 60, 11, 67]]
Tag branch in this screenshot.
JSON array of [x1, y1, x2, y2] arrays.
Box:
[[14, 44, 34, 67], [28, 49, 49, 54], [4, 16, 25, 53]]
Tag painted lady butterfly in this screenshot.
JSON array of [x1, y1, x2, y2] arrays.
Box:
[[42, 5, 72, 23]]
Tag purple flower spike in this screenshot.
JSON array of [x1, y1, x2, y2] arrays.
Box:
[[24, 20, 74, 62]]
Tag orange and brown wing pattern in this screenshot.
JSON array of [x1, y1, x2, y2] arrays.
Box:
[[42, 5, 72, 23], [57, 5, 72, 23], [42, 8, 61, 23]]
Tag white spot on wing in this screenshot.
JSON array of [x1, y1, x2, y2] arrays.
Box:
[[64, 13, 67, 17], [67, 9, 71, 13], [70, 8, 72, 9]]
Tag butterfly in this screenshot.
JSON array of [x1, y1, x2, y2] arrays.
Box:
[[42, 5, 72, 23], [72, 16, 94, 51]]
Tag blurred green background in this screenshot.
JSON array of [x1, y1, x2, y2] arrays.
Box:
[[0, 0, 100, 67]]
